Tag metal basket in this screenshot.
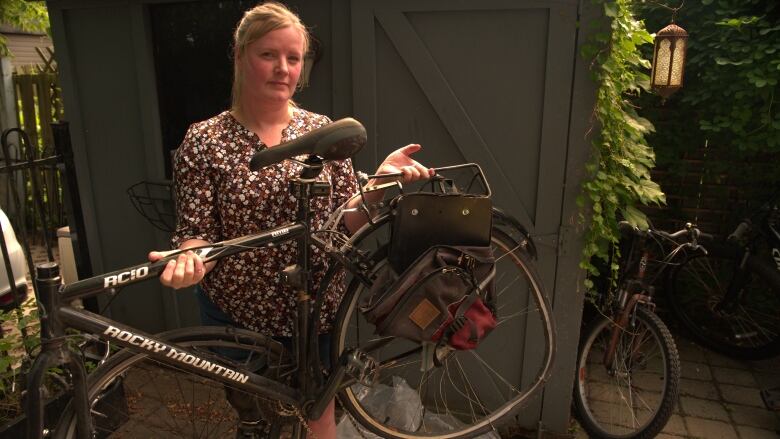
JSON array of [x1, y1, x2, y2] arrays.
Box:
[[126, 180, 176, 233]]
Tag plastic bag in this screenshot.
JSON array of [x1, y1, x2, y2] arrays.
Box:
[[336, 376, 501, 439]]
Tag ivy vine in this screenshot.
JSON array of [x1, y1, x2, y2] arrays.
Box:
[[578, 0, 665, 291]]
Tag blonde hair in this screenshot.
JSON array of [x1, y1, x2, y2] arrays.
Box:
[[231, 2, 310, 111]]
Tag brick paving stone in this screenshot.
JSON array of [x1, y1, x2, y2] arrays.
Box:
[[712, 366, 758, 387], [682, 360, 713, 381], [720, 384, 765, 407], [685, 418, 739, 439], [680, 396, 730, 421], [677, 338, 708, 363], [735, 425, 779, 439], [680, 377, 721, 400], [705, 351, 750, 369], [748, 356, 780, 374], [726, 403, 779, 429], [656, 434, 686, 439], [752, 371, 780, 390], [661, 413, 688, 436]]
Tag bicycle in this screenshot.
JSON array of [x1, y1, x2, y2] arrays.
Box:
[[573, 221, 707, 439], [665, 195, 780, 360], [25, 118, 556, 439]]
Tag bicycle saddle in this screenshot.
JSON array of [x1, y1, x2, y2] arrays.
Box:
[[249, 117, 366, 171]]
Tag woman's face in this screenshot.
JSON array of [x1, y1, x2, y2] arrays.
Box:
[[239, 26, 305, 105]]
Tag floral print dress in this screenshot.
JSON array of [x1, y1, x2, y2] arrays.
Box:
[[171, 108, 359, 336]]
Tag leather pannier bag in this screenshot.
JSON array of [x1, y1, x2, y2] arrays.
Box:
[[360, 245, 497, 350]]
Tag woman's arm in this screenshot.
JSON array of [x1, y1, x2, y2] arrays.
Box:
[[153, 124, 221, 290]]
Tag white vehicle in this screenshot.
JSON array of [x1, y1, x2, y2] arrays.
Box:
[[0, 208, 29, 309]]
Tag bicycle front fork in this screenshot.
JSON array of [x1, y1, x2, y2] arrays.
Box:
[[602, 290, 655, 369]]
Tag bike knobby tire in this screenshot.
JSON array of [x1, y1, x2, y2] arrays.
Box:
[[54, 326, 292, 439], [666, 243, 780, 360], [333, 221, 556, 439], [573, 307, 680, 439]]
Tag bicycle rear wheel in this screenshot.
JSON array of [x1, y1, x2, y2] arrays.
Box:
[[666, 245, 780, 360], [573, 307, 679, 439], [55, 326, 293, 439], [333, 225, 555, 439]]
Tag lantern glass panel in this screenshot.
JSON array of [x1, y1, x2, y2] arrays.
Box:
[[654, 39, 671, 86], [670, 38, 686, 86]]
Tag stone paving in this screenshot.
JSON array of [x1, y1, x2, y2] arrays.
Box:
[[574, 331, 780, 439]]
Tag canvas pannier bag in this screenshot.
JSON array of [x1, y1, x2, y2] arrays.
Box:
[[360, 245, 497, 350]]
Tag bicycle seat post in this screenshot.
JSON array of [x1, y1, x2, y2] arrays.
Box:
[[286, 155, 326, 398]]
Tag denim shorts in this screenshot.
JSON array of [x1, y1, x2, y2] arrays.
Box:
[[194, 285, 331, 370]]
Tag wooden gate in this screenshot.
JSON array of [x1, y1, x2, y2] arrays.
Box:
[[347, 0, 583, 431]]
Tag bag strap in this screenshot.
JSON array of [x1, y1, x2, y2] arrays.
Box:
[[442, 294, 480, 345]]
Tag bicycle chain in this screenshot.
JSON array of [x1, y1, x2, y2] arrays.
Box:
[[276, 401, 317, 439]]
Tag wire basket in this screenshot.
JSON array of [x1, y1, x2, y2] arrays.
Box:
[[126, 180, 176, 233]]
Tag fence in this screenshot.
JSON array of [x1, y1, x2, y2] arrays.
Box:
[[5, 47, 65, 238]]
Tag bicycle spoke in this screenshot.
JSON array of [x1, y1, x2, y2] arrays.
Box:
[[576, 309, 676, 438], [335, 223, 553, 437]]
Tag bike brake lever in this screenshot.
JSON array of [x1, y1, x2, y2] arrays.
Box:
[[690, 243, 708, 256]]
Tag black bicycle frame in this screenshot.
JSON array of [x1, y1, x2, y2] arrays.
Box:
[[26, 158, 341, 439]]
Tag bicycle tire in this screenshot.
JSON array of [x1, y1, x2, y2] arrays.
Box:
[[573, 307, 680, 439], [333, 221, 555, 439], [666, 243, 780, 360], [54, 326, 293, 439]]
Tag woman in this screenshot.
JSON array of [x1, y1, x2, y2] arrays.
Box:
[[149, 2, 431, 438]]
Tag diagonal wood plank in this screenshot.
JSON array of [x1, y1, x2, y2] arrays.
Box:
[[374, 9, 534, 230]]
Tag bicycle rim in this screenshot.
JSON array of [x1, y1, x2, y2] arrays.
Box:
[[56, 326, 292, 439], [574, 308, 679, 439], [334, 227, 555, 439], [668, 251, 780, 360]]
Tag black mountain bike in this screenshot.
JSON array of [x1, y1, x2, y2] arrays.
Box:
[[573, 221, 707, 439], [25, 118, 555, 439], [666, 196, 780, 360]]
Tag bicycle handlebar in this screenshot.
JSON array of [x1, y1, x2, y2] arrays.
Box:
[[618, 220, 713, 244], [249, 118, 367, 171]]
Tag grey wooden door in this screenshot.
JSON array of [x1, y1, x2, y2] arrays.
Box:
[[348, 0, 580, 431]]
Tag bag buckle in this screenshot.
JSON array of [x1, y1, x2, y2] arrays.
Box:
[[457, 253, 476, 271], [448, 315, 468, 336]]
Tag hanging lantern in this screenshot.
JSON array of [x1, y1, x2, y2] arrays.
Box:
[[651, 23, 688, 98]]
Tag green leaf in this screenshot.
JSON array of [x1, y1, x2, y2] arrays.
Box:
[[759, 25, 780, 36], [604, 2, 617, 18], [621, 206, 649, 230]]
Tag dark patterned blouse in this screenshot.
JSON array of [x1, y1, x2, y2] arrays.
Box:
[[171, 108, 359, 336]]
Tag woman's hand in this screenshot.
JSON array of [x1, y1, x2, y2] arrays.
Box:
[[375, 144, 434, 183], [149, 242, 209, 289]]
